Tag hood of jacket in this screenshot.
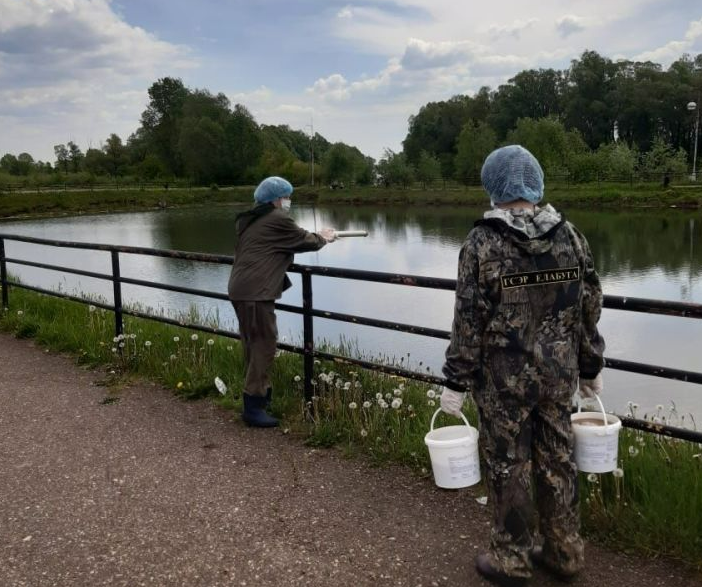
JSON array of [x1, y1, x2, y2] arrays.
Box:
[[476, 204, 565, 255], [235, 203, 276, 238]]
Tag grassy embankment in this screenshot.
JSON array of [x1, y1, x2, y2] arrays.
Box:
[[0, 286, 700, 569], [2, 181, 702, 219]]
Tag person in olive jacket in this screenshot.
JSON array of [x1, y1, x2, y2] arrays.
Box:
[[228, 176, 337, 427]]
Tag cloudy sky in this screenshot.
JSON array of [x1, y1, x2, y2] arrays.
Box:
[[1, 0, 701, 163]]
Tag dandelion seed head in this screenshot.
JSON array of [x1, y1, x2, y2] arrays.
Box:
[[173, 336, 180, 343], [427, 399, 435, 407], [113, 336, 119, 343], [118, 342, 125, 348], [344, 382, 352, 390], [360, 429, 368, 437], [426, 390, 436, 399], [88, 305, 96, 313], [293, 375, 301, 382], [656, 404, 664, 411], [612, 468, 624, 478], [169, 354, 177, 361], [348, 402, 358, 410], [111, 347, 117, 353], [207, 339, 214, 346], [628, 446, 639, 457], [144, 341, 152, 347], [362, 401, 371, 409], [375, 393, 383, 400], [393, 388, 402, 397], [226, 345, 233, 351], [17, 310, 23, 316], [587, 473, 598, 483], [354, 381, 362, 388], [391, 398, 402, 409], [191, 334, 198, 341]]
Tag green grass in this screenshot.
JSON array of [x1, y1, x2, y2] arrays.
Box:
[[1, 285, 701, 570]]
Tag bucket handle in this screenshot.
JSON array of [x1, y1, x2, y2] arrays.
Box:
[[430, 407, 472, 432], [576, 393, 608, 427]]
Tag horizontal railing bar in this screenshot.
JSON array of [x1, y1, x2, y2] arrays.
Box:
[[311, 308, 451, 339], [603, 294, 702, 319], [605, 358, 702, 385], [0, 233, 234, 264], [119, 277, 231, 301], [4, 257, 113, 281], [292, 264, 456, 290], [618, 416, 702, 443], [6, 281, 115, 311]]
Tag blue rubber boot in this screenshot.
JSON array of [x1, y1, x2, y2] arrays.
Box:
[[242, 393, 279, 428], [265, 387, 273, 409]]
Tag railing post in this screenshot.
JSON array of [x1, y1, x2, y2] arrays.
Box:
[[111, 251, 123, 338], [302, 271, 314, 404], [0, 238, 8, 310]]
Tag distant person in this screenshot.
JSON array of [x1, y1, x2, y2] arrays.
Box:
[[228, 176, 337, 427], [439, 145, 605, 586]]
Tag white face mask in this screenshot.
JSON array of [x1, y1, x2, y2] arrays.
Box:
[[280, 198, 292, 211]]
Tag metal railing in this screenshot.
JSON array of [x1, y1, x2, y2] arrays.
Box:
[[1, 232, 701, 443]]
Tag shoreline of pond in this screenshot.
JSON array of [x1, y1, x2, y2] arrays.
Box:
[[1, 183, 702, 222]]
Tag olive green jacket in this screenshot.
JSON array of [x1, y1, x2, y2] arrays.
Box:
[[228, 205, 326, 301]]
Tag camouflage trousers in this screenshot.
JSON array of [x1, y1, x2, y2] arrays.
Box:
[[474, 385, 584, 580]]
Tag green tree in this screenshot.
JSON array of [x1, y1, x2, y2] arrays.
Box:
[[640, 136, 688, 179], [54, 144, 69, 174], [454, 121, 497, 184], [0, 153, 19, 175], [224, 104, 263, 183], [489, 69, 564, 139], [506, 117, 587, 177], [16, 153, 35, 176], [67, 141, 83, 173], [178, 117, 226, 184], [102, 134, 127, 177], [140, 77, 189, 175], [84, 148, 108, 176], [376, 149, 415, 187], [415, 151, 442, 187]]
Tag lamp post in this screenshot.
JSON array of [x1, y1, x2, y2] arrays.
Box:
[[688, 99, 700, 182]]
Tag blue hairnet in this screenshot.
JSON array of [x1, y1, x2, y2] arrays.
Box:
[[480, 145, 544, 205], [253, 176, 293, 204]]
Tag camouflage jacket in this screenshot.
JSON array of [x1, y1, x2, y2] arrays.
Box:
[[442, 209, 605, 395]]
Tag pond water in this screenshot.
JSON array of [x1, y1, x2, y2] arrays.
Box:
[[2, 203, 701, 422]]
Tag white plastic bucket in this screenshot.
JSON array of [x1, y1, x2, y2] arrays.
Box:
[[571, 395, 621, 473], [424, 408, 481, 489]]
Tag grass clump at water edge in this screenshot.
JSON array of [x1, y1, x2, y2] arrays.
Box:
[[0, 285, 701, 570]]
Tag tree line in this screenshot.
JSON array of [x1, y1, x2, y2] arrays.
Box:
[[2, 50, 701, 188], [402, 50, 702, 184]]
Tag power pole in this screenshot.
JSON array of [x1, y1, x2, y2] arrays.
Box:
[[307, 118, 314, 186]]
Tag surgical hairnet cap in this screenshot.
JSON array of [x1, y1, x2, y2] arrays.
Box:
[[254, 176, 293, 204], [481, 145, 544, 205]]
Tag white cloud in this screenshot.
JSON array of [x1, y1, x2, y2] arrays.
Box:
[[487, 18, 539, 39], [635, 17, 702, 65], [337, 6, 353, 19], [228, 86, 273, 104], [0, 0, 193, 160], [308, 73, 351, 101], [556, 15, 587, 38]]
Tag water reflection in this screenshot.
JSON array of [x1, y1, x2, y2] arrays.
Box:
[[1, 204, 701, 420]]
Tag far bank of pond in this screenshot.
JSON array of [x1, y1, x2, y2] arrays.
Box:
[[2, 182, 702, 220]]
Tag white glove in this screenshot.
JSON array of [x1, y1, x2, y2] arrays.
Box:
[[319, 228, 337, 243], [440, 387, 466, 417], [578, 373, 603, 398]]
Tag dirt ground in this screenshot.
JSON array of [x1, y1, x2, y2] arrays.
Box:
[[1, 333, 699, 587]]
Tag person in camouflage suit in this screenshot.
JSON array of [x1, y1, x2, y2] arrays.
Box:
[[440, 145, 605, 587]]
